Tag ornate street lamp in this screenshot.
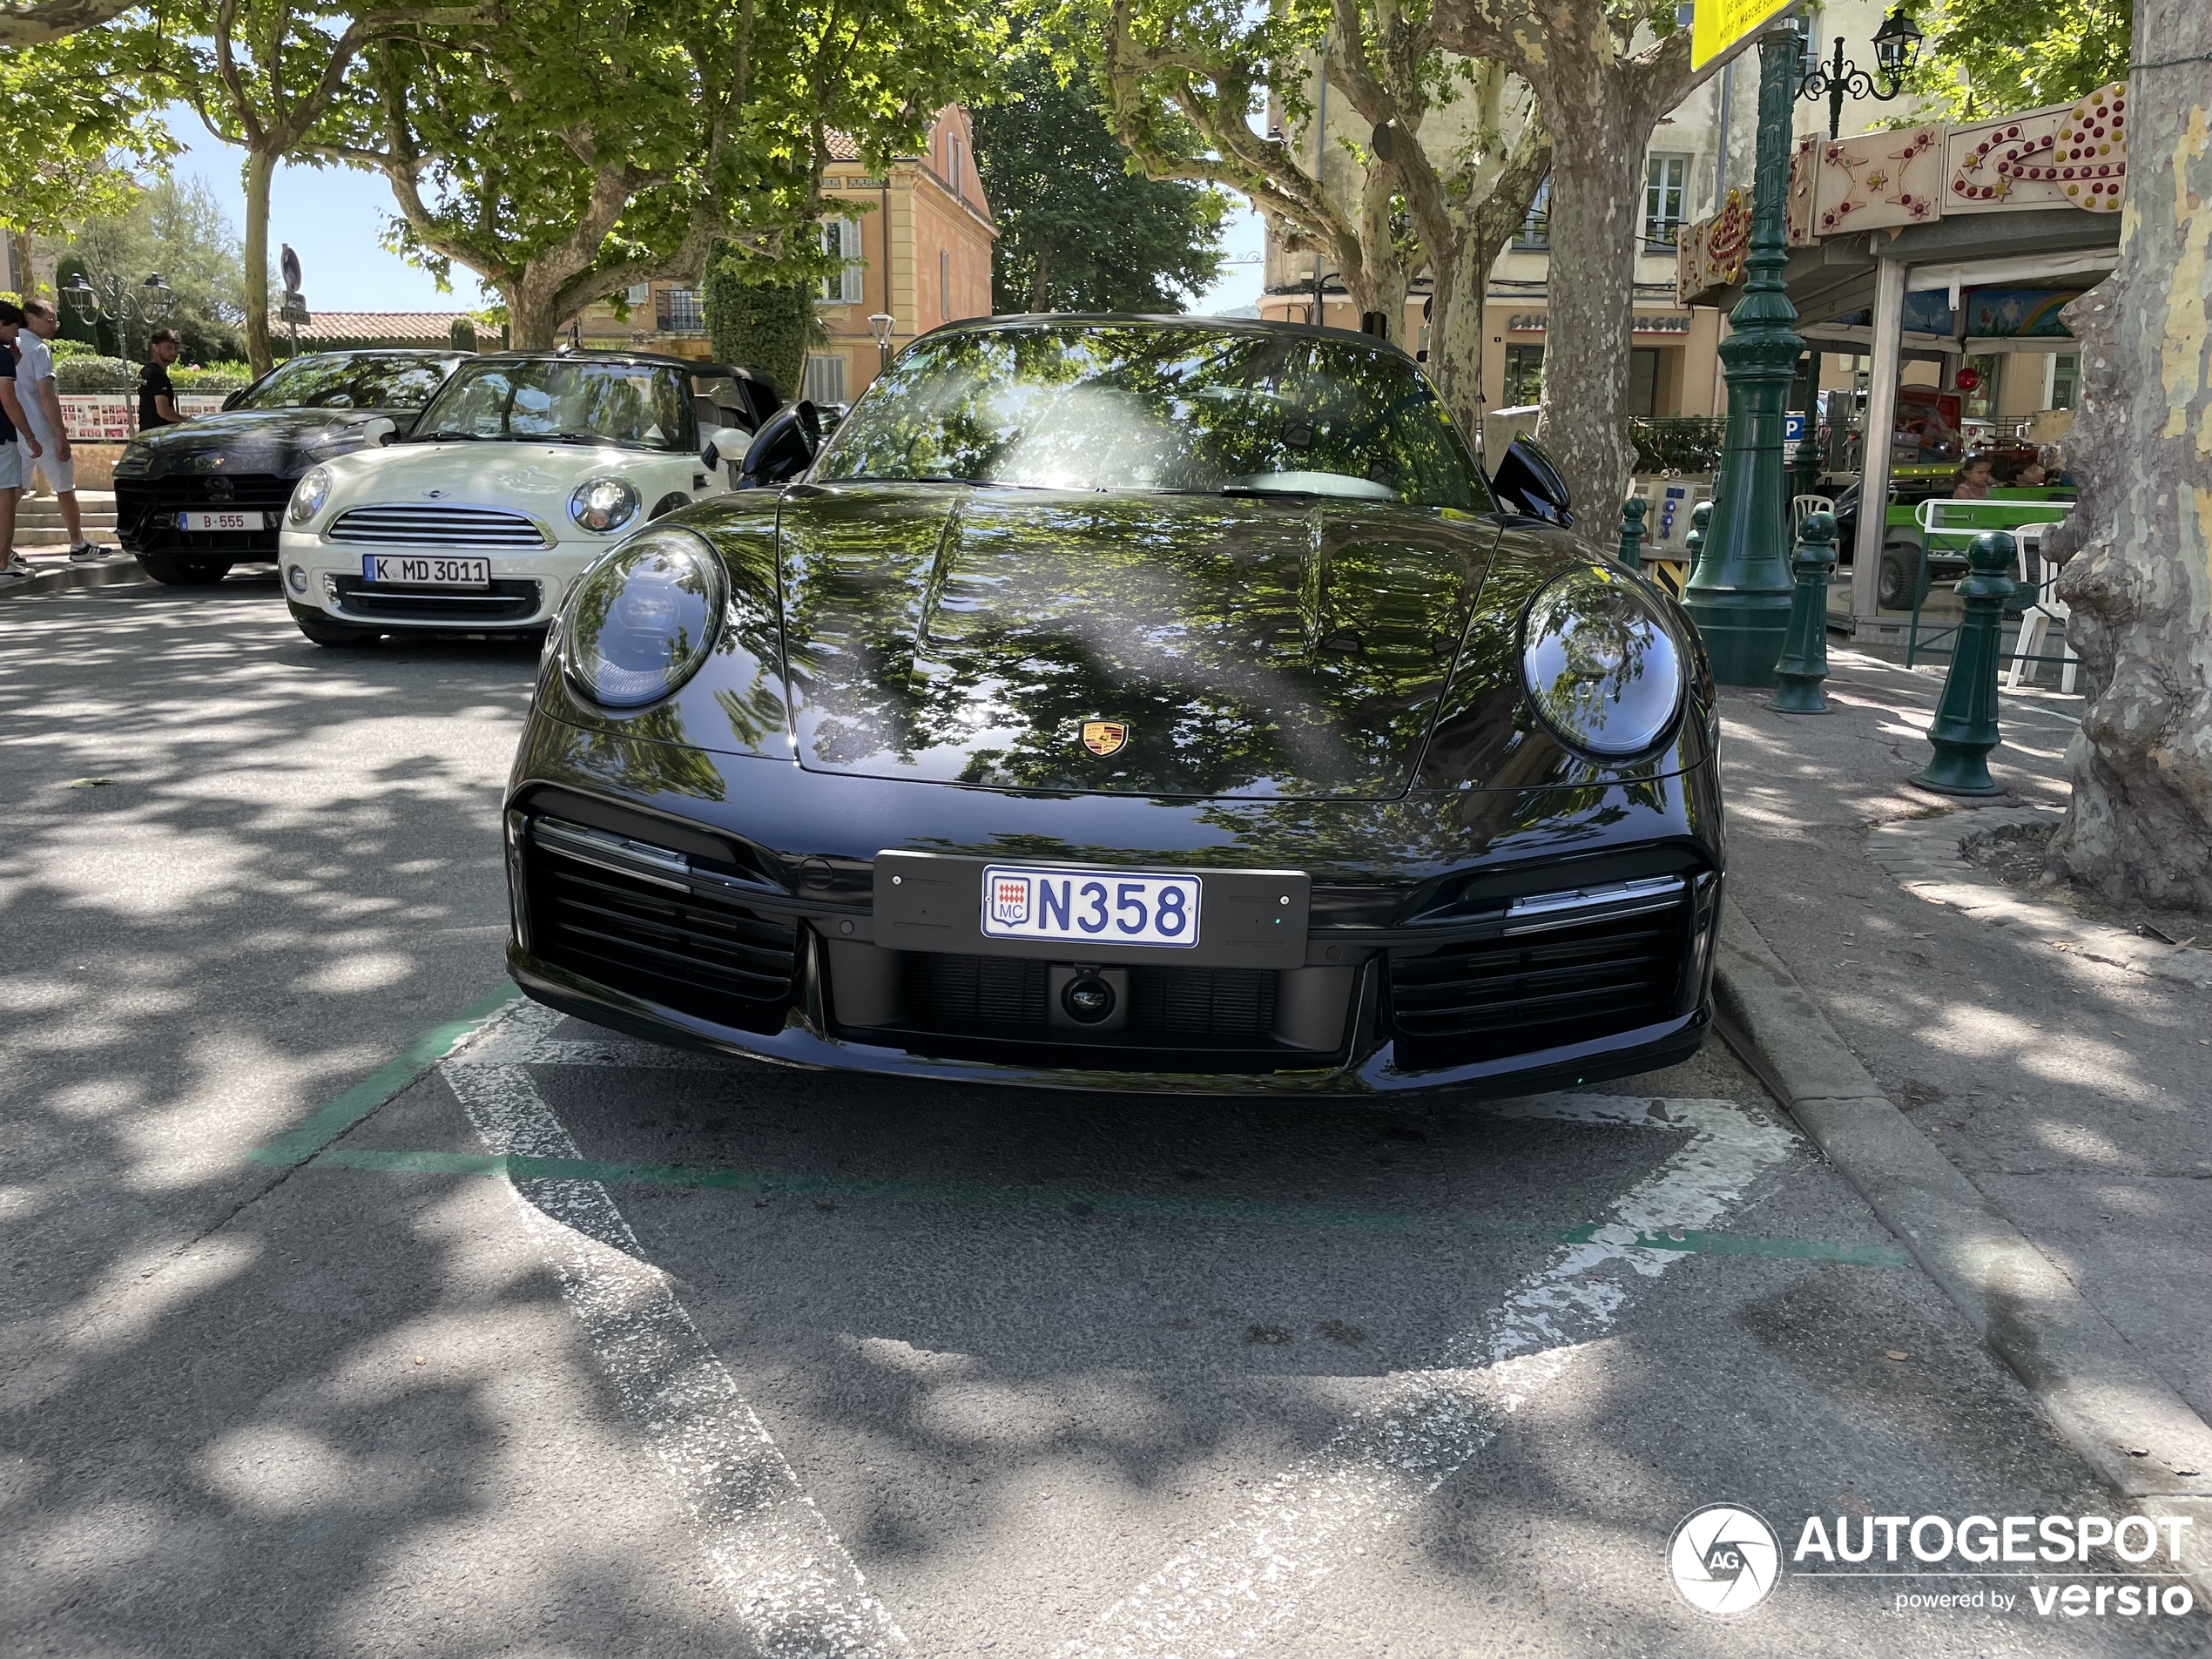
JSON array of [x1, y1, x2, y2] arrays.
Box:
[[61, 267, 175, 361], [1797, 6, 1925, 139], [868, 311, 895, 378], [1683, 24, 1805, 686]]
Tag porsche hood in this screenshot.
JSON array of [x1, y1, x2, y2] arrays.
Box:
[[773, 484, 1500, 799]]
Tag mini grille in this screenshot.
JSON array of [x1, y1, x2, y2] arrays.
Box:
[[333, 574, 543, 624], [328, 503, 549, 548], [1387, 895, 1694, 1069], [526, 840, 797, 1031]]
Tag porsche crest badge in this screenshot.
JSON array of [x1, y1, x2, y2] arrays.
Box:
[[1081, 720, 1129, 757]]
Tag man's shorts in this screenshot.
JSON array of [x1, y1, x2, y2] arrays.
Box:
[[0, 440, 23, 491], [21, 419, 72, 493]]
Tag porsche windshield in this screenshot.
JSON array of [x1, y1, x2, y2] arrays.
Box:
[[236, 354, 451, 411], [411, 360, 692, 450], [814, 323, 1488, 509]]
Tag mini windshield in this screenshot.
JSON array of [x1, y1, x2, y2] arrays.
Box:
[[236, 354, 452, 411], [813, 323, 1488, 509], [411, 360, 694, 450]]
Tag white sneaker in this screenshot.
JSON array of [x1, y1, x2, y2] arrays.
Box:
[[3, 555, 33, 578]]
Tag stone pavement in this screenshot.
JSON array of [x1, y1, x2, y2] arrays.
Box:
[[1716, 649, 2212, 1444]]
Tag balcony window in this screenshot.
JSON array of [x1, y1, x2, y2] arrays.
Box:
[[655, 287, 705, 335], [1644, 155, 1690, 248], [1514, 179, 1550, 250]]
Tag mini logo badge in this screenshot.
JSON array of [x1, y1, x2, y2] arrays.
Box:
[[422, 488, 449, 500], [991, 874, 1031, 925], [1669, 1505, 1781, 1617], [1082, 720, 1129, 757]]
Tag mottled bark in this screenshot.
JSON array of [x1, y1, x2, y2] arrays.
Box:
[[0, 0, 135, 47], [241, 147, 276, 374], [2046, 4, 2212, 910]]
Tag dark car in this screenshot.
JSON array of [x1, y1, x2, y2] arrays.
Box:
[[502, 315, 1723, 1096], [1831, 470, 1966, 609], [112, 349, 463, 585]]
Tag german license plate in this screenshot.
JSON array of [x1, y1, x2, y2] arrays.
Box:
[[980, 864, 1202, 949], [178, 509, 266, 531], [361, 554, 491, 589]]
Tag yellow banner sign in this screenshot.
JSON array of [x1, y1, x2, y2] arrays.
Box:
[[1690, 0, 1799, 71]]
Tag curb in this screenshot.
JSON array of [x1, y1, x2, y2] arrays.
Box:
[[1711, 910, 2212, 1581], [1868, 806, 2212, 992], [0, 557, 149, 601]]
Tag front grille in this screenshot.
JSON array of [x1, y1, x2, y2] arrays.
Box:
[[328, 503, 550, 548], [897, 954, 1280, 1042], [116, 474, 293, 553], [333, 574, 543, 624], [525, 840, 798, 1031], [1387, 893, 1695, 1069], [1130, 966, 1278, 1038]]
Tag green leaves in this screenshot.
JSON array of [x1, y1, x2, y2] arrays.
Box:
[[1901, 0, 2133, 120]]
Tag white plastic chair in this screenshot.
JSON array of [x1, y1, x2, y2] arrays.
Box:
[[1790, 493, 1835, 535], [2007, 523, 2077, 692]]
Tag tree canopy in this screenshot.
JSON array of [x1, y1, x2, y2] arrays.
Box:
[[971, 49, 1229, 314], [1902, 0, 2132, 121]]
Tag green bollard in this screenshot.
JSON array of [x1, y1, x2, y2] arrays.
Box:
[[1911, 530, 2032, 795], [1769, 509, 1837, 714], [1617, 494, 1648, 571], [1685, 499, 1711, 570]]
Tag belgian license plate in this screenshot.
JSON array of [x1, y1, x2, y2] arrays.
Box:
[[178, 509, 266, 531], [980, 864, 1202, 949], [361, 554, 491, 589]]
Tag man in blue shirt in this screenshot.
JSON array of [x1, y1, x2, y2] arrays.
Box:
[[0, 300, 49, 579]]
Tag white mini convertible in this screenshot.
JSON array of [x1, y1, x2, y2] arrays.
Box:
[[277, 350, 777, 645]]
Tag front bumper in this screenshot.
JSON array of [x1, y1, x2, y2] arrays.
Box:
[[278, 529, 612, 631], [499, 751, 1728, 1097]]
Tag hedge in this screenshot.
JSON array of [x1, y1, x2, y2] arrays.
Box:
[[703, 241, 816, 404], [53, 355, 135, 393]]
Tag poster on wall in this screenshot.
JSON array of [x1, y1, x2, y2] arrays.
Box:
[[1961, 287, 2081, 339]]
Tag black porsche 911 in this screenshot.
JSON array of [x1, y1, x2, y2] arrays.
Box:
[[113, 349, 462, 585], [502, 314, 1723, 1096]]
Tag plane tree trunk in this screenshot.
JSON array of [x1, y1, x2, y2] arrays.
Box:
[[2045, 8, 2212, 910]]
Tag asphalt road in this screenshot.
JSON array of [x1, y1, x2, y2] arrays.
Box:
[[3, 576, 2202, 1657]]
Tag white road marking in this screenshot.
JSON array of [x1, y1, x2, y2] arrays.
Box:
[[1059, 1096, 1792, 1659], [442, 1021, 907, 1658]]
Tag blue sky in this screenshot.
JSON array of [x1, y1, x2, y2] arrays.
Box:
[[164, 103, 489, 312], [165, 101, 1262, 317]]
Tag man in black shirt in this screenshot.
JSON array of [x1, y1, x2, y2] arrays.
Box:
[[138, 329, 183, 430]]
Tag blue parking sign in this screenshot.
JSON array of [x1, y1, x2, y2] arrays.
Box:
[[1783, 413, 1808, 444]]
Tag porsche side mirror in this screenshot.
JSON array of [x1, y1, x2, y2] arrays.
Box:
[[739, 401, 820, 489], [1489, 434, 1575, 527]]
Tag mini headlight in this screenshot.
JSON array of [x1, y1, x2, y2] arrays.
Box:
[[563, 526, 725, 708], [1519, 565, 1687, 761], [289, 465, 333, 525], [570, 475, 640, 535]]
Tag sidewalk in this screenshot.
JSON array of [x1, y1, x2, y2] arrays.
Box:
[[1715, 648, 2212, 1486]]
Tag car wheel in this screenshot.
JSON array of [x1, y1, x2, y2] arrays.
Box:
[[1877, 546, 1927, 610], [138, 554, 233, 586], [294, 615, 381, 647]]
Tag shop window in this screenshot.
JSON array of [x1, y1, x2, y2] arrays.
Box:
[[1503, 343, 1544, 406], [803, 354, 847, 406], [2047, 352, 2080, 411], [1644, 155, 1691, 248], [1514, 179, 1549, 250], [817, 219, 865, 304]]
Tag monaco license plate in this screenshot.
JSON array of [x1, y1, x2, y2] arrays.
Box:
[[178, 509, 266, 531], [980, 864, 1202, 949], [361, 554, 491, 589]]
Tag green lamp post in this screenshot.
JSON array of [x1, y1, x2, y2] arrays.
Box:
[[1684, 24, 1805, 686]]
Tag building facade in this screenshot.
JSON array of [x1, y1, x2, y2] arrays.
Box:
[[569, 106, 996, 402], [1256, 3, 1924, 423]]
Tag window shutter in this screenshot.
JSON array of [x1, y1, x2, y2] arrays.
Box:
[[840, 219, 865, 304]]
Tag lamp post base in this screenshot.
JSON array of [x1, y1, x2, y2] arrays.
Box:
[[1683, 591, 1793, 688]]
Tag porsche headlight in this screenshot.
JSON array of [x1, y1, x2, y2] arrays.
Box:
[[563, 526, 724, 708], [288, 465, 334, 525], [569, 475, 640, 535], [1519, 565, 1687, 761]]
